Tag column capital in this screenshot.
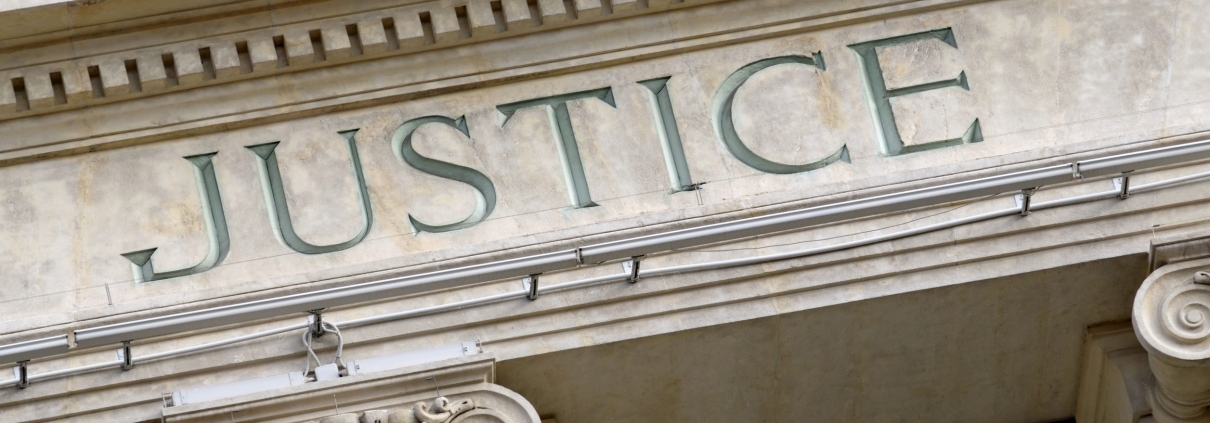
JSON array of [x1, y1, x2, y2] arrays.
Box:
[[1135, 259, 1210, 365], [1134, 258, 1210, 422]]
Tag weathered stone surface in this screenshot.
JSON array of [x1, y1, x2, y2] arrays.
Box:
[[1, 0, 1206, 337], [358, 21, 390, 55], [285, 30, 318, 65], [1075, 323, 1154, 423], [4, 0, 1210, 422], [499, 257, 1145, 422]]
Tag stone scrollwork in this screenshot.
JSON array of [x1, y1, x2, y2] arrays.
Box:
[[317, 395, 517, 423], [410, 396, 475, 422], [1134, 264, 1210, 423], [1135, 269, 1210, 362], [1160, 273, 1210, 347]]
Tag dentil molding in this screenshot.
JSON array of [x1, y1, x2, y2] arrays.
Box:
[[0, 0, 983, 167], [0, 0, 725, 121]]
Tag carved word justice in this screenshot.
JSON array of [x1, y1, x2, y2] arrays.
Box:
[[123, 28, 980, 282]]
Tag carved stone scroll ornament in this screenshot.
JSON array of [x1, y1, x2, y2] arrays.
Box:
[[317, 396, 518, 423], [407, 396, 475, 422], [1134, 265, 1210, 423]]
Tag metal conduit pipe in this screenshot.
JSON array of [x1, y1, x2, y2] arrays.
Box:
[[72, 250, 579, 349], [26, 360, 122, 383], [131, 322, 308, 363], [1, 139, 1207, 367], [339, 291, 529, 328], [0, 336, 69, 366], [67, 166, 1069, 349], [541, 170, 1210, 285], [1, 323, 312, 386], [642, 174, 1188, 276], [526, 169, 1210, 292], [579, 139, 1210, 264], [577, 164, 1069, 264], [6, 168, 1210, 387]]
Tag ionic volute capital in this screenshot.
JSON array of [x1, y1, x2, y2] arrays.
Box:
[[1134, 260, 1210, 422]]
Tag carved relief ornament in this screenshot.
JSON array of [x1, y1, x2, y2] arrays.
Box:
[[1134, 259, 1210, 422], [160, 358, 541, 423]]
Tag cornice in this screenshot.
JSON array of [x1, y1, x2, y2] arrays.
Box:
[[0, 0, 308, 52], [0, 0, 724, 121], [0, 0, 976, 168]]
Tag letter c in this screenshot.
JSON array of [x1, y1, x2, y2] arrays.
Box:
[[710, 53, 849, 175]]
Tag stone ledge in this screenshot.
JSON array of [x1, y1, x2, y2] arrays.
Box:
[[1150, 229, 1210, 271], [161, 355, 541, 423]]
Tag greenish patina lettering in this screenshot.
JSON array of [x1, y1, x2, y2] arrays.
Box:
[[711, 53, 850, 174], [639, 77, 698, 193], [121, 153, 231, 283], [496, 87, 616, 208], [245, 129, 373, 254], [392, 115, 498, 234], [849, 28, 982, 156], [115, 40, 990, 282]]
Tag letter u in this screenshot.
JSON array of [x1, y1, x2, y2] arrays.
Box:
[[245, 129, 373, 254]]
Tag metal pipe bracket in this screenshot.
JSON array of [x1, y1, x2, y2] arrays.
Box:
[[622, 256, 645, 284], [523, 275, 540, 301]]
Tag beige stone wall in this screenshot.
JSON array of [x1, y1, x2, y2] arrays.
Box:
[[2, 0, 1207, 336], [3, 0, 1210, 421]]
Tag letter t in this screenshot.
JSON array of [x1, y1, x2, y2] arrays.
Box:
[[497, 87, 616, 209]]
